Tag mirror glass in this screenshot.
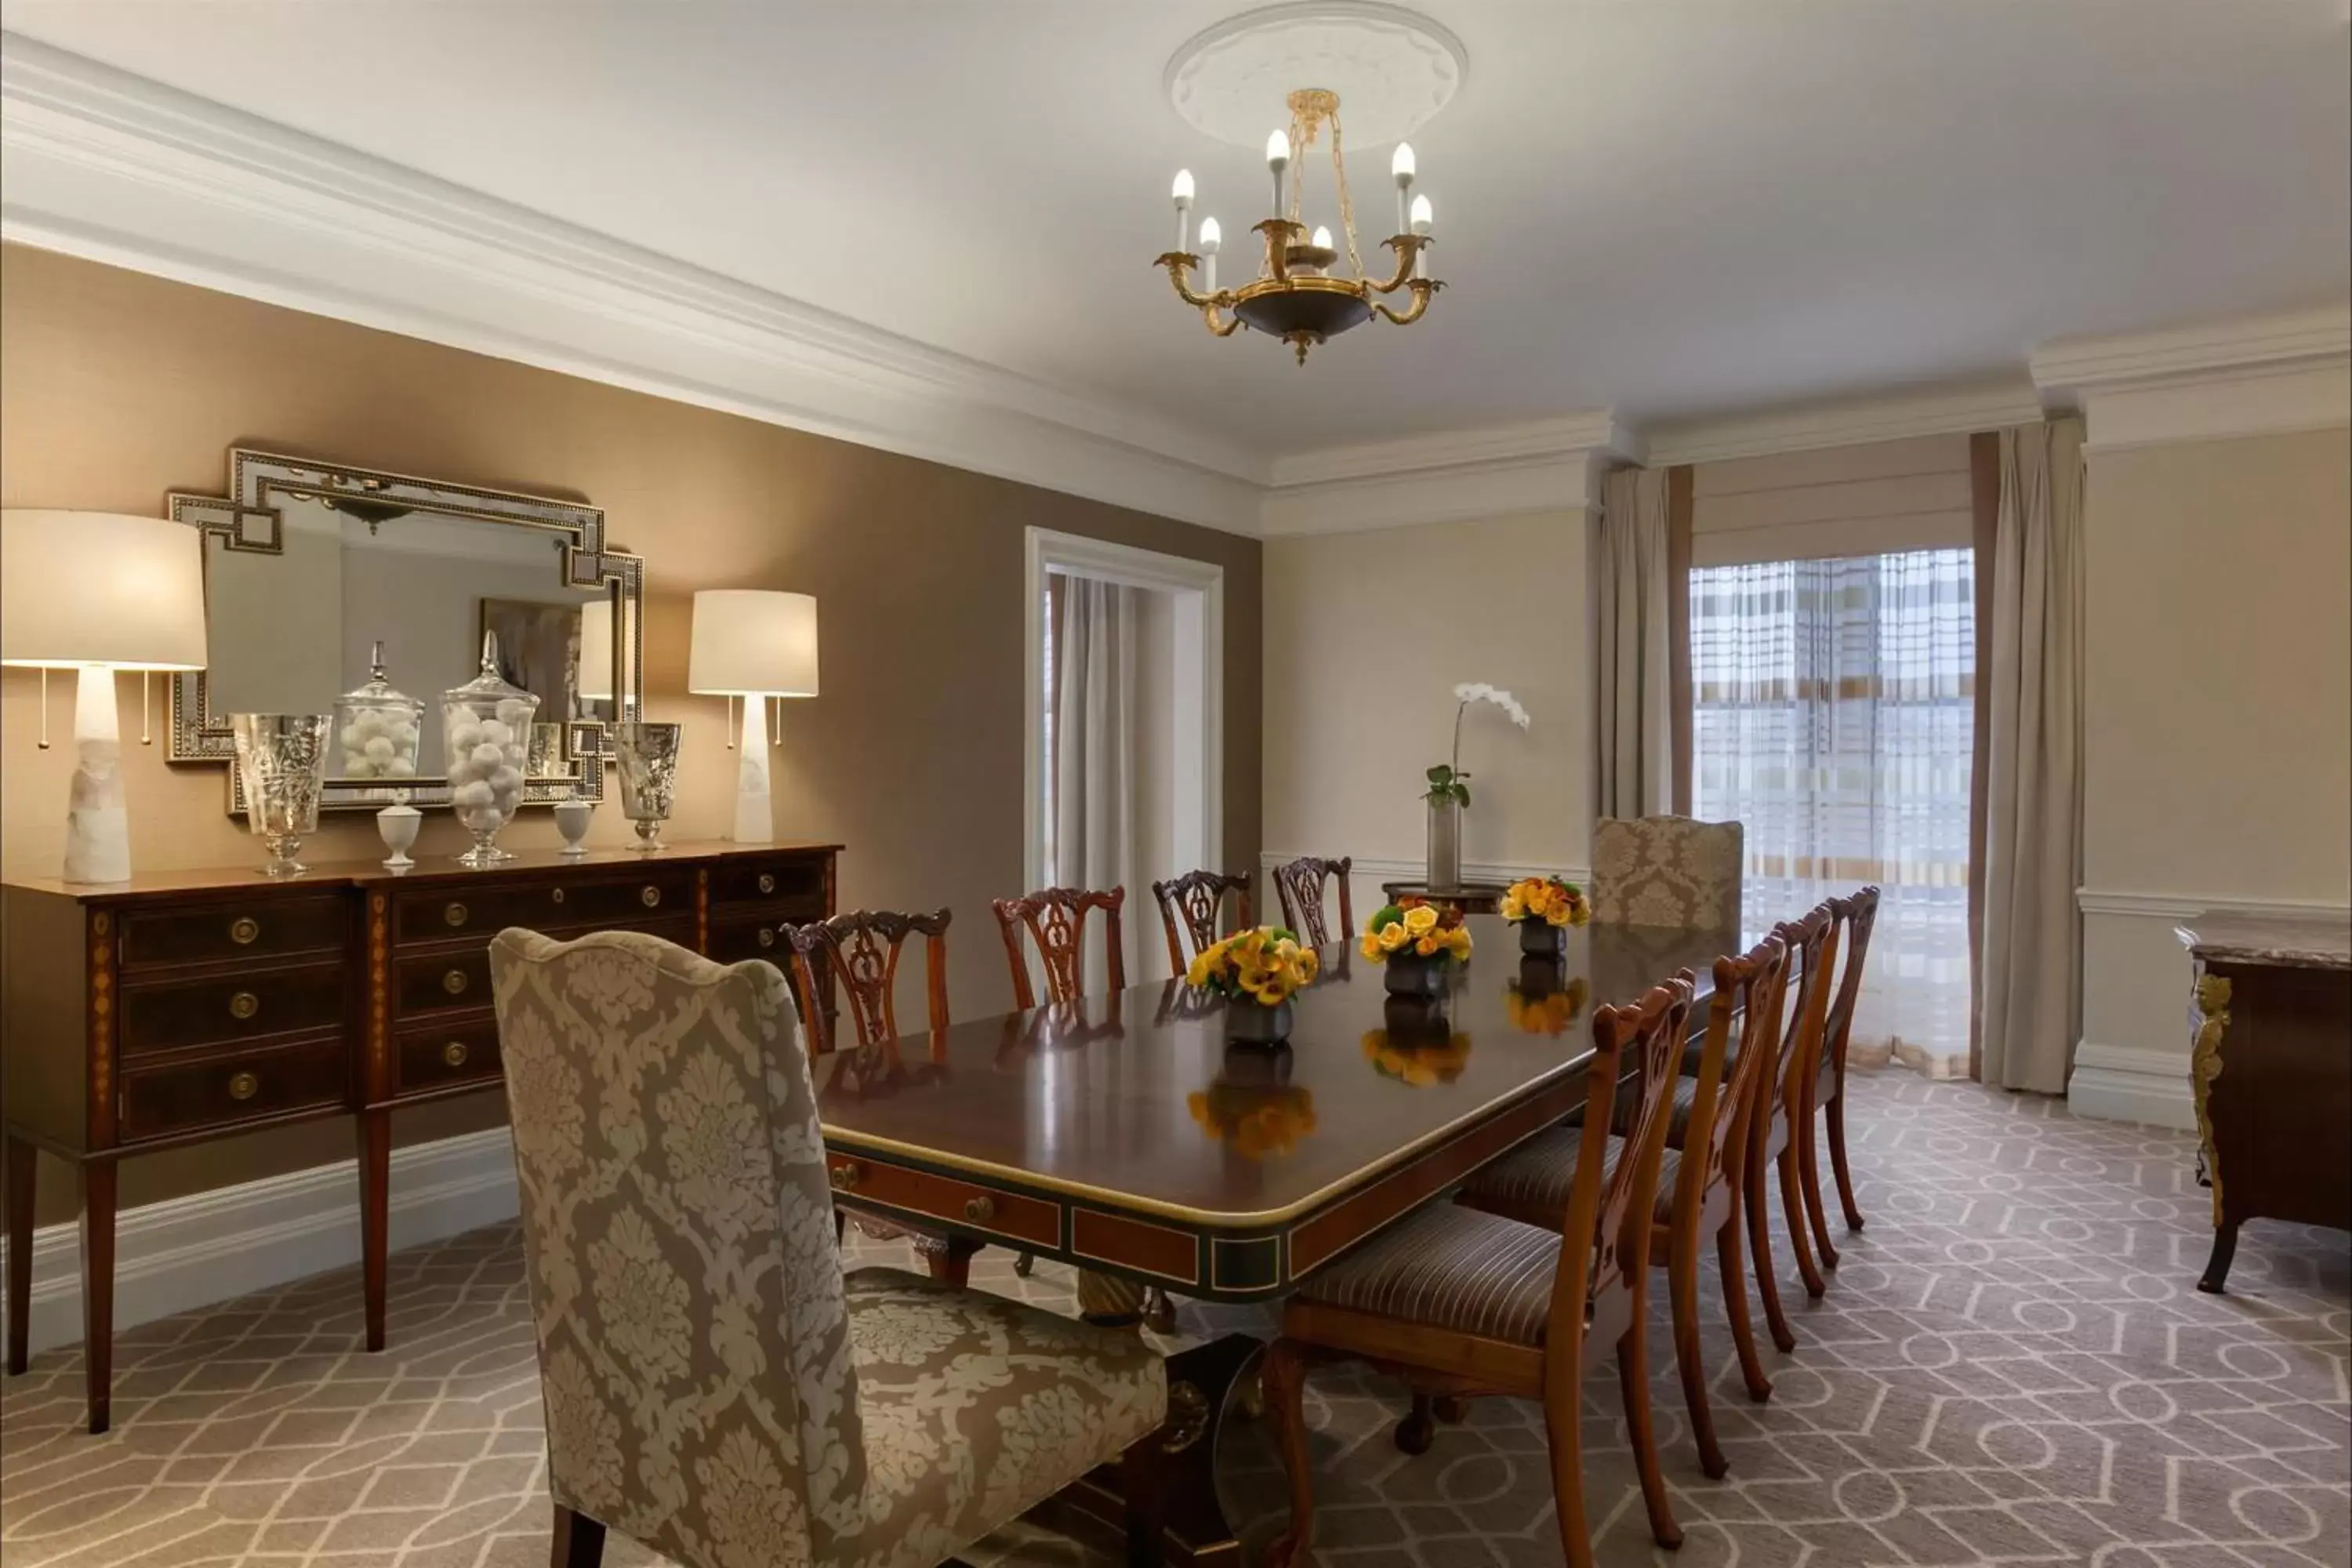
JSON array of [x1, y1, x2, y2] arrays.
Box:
[[201, 494, 612, 787]]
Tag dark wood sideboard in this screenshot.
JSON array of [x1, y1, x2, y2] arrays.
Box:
[[2, 840, 838, 1432], [2177, 912, 2351, 1295]]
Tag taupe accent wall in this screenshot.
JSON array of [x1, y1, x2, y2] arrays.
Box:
[[0, 244, 1261, 1226]]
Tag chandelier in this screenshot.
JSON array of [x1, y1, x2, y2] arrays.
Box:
[[1157, 85, 1441, 365]]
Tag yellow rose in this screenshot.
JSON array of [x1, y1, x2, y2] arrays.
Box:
[[1499, 890, 1526, 922], [1446, 927, 1473, 960], [1403, 905, 1439, 936], [1377, 922, 1410, 953], [1359, 933, 1384, 961], [1415, 935, 1441, 956]]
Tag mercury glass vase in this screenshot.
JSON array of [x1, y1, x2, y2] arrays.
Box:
[[231, 713, 332, 877], [614, 722, 683, 851], [1425, 793, 1462, 891]]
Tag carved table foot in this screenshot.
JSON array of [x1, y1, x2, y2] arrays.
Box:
[[1065, 1333, 1261, 1566]]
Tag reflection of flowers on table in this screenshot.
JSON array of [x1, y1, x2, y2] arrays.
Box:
[[1506, 977, 1591, 1036], [1359, 898, 1472, 964], [1361, 1029, 1473, 1086], [1187, 1083, 1317, 1159]]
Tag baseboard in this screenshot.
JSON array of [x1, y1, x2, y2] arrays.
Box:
[[0, 1128, 520, 1359], [2067, 1040, 2198, 1131]]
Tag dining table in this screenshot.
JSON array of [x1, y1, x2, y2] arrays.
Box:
[[814, 913, 1742, 1566]]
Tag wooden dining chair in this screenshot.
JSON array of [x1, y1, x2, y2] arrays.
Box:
[[486, 927, 1168, 1568], [1801, 885, 1881, 1271], [1747, 903, 1839, 1349], [1271, 855, 1352, 948], [1462, 934, 1789, 1478], [993, 885, 1126, 1007], [1149, 869, 1253, 977], [1261, 978, 1696, 1568]]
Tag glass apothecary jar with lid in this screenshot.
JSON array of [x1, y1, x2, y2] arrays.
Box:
[[332, 641, 423, 786], [442, 631, 538, 867]]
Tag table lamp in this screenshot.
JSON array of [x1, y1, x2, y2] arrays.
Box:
[[2, 510, 209, 882], [688, 589, 818, 843]]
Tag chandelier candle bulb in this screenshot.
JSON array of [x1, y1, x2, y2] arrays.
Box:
[[1265, 127, 1290, 216], [1410, 192, 1434, 279], [1392, 141, 1416, 234], [1172, 168, 1194, 253], [1199, 216, 1221, 292]]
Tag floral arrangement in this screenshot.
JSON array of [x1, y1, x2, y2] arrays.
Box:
[[1362, 1029, 1473, 1086], [1506, 977, 1591, 1036], [1358, 897, 1472, 964], [1186, 925, 1320, 1006], [1425, 682, 1531, 808], [1187, 1083, 1316, 1159], [1501, 875, 1591, 929]]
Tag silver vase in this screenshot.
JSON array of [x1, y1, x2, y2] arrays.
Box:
[[231, 714, 332, 877], [614, 722, 682, 851], [1426, 794, 1463, 891]]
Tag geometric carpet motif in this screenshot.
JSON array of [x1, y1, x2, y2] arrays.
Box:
[[3, 1073, 2346, 1566]]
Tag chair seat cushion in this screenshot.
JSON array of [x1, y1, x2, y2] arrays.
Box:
[[1295, 1203, 1561, 1346], [844, 1267, 1166, 1568], [1461, 1127, 1685, 1227]]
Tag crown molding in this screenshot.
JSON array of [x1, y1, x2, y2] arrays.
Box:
[[0, 34, 1270, 534], [2032, 307, 2351, 452], [1258, 409, 1633, 537], [1641, 379, 2047, 468]]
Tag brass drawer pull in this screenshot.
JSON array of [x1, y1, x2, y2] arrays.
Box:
[[229, 916, 260, 946], [228, 991, 260, 1021], [227, 1071, 259, 1102], [442, 969, 470, 996], [550, 887, 566, 906], [757, 927, 776, 950], [442, 1040, 470, 1069], [444, 902, 469, 928], [964, 1196, 996, 1225], [640, 885, 662, 909], [830, 1162, 862, 1190], [757, 873, 777, 895]]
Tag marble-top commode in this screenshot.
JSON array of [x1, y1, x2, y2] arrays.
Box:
[[2176, 910, 2352, 970]]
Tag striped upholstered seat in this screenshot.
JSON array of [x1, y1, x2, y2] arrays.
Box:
[[1294, 1203, 1562, 1345], [1464, 1127, 1686, 1228]]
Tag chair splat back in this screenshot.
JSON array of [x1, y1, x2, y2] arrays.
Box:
[[1272, 855, 1353, 949], [786, 909, 951, 1057], [1689, 936, 1791, 1192], [1150, 869, 1253, 977], [1823, 885, 1881, 1082], [993, 886, 1125, 1007], [1552, 977, 1694, 1329], [1770, 906, 1839, 1106]]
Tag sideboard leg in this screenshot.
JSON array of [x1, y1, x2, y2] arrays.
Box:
[[2197, 1218, 2240, 1295], [5, 1134, 34, 1374], [357, 1109, 391, 1351], [78, 1159, 116, 1434]]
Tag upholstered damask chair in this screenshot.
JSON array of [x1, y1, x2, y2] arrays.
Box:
[[1588, 815, 1744, 928], [489, 929, 1167, 1568]]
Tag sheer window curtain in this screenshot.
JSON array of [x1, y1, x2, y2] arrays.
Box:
[[1692, 549, 1976, 1077], [1043, 572, 1142, 992]]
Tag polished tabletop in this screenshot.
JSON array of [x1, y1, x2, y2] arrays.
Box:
[[815, 916, 1741, 1227]]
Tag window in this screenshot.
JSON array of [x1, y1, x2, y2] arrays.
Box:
[[1690, 548, 1974, 1076]]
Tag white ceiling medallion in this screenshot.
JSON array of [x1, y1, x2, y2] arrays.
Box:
[[1165, 2, 1468, 150]]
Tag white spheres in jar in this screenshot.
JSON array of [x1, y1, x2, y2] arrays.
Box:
[[444, 702, 528, 837], [339, 705, 421, 780]]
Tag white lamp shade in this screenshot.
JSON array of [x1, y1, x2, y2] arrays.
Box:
[[688, 589, 818, 697], [2, 510, 209, 670], [576, 597, 635, 702]]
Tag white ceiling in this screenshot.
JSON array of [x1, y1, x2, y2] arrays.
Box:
[[2, 0, 2346, 460]]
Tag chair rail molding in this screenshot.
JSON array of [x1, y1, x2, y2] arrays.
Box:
[[2074, 887, 2352, 921], [0, 1130, 519, 1359], [2033, 307, 2352, 453]]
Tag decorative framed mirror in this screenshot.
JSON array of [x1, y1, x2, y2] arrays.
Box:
[[165, 449, 643, 815]]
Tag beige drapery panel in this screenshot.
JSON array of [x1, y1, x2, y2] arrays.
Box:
[[1047, 572, 1142, 990], [1976, 418, 2086, 1094], [1595, 466, 1690, 818]]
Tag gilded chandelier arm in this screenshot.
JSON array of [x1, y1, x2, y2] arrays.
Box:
[[1373, 278, 1443, 326], [1368, 234, 1431, 294], [1156, 253, 1227, 310]]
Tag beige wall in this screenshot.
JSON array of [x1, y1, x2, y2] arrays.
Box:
[[0, 243, 1261, 1225], [1262, 511, 1591, 920], [2078, 426, 2352, 1091]]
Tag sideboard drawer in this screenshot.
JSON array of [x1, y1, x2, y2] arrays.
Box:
[[118, 1038, 347, 1144], [394, 1017, 504, 1097], [710, 856, 828, 913], [119, 895, 350, 971], [119, 961, 348, 1058], [393, 916, 697, 1019], [393, 870, 696, 948], [828, 1156, 1062, 1250], [706, 916, 789, 967]]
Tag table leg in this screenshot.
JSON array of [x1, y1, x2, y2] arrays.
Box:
[[357, 1108, 390, 1352], [78, 1160, 116, 1435], [5, 1135, 34, 1375], [1078, 1269, 1148, 1328], [914, 1233, 982, 1288], [1066, 1333, 1260, 1567]]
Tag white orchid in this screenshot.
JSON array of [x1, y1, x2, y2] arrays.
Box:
[[1428, 683, 1534, 805]]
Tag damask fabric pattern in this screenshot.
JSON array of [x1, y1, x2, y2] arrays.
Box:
[[486, 928, 1163, 1568], [1589, 816, 1744, 929], [2, 1074, 2347, 1568]]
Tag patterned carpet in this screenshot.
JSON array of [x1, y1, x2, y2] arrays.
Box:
[[2, 1073, 2346, 1567]]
